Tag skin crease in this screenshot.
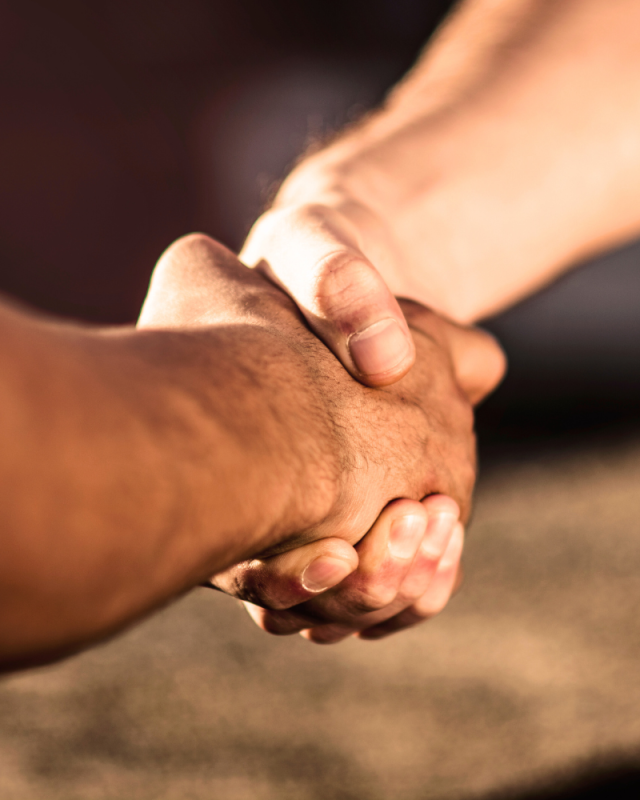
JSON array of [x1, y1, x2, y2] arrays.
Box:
[[234, 0, 640, 640], [0, 233, 499, 670]]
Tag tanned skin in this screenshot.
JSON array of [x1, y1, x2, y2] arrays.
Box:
[[0, 234, 501, 668]]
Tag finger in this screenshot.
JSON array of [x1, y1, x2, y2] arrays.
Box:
[[240, 514, 462, 640], [242, 602, 313, 636], [375, 496, 460, 603], [398, 300, 506, 406], [357, 521, 464, 639], [211, 538, 358, 611], [407, 494, 460, 583], [241, 205, 415, 386], [254, 498, 429, 637], [442, 324, 507, 406], [299, 496, 460, 644], [322, 498, 431, 611]]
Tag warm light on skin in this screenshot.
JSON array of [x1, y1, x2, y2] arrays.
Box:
[[245, 0, 640, 353], [235, 0, 640, 640], [0, 234, 492, 668], [7, 0, 638, 659]]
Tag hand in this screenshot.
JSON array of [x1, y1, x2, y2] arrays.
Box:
[[203, 227, 503, 637], [217, 493, 465, 643], [140, 234, 500, 598], [241, 199, 505, 394], [240, 200, 419, 387], [212, 304, 500, 642]]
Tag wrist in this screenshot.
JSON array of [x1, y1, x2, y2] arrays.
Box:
[[271, 143, 461, 317], [122, 325, 343, 562], [273, 105, 589, 324], [272, 0, 640, 325]]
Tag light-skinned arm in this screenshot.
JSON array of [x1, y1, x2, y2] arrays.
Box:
[[241, 0, 640, 384]]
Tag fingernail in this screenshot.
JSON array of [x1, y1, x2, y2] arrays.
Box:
[[420, 512, 458, 560], [438, 522, 464, 570], [301, 557, 353, 593], [388, 514, 427, 560], [348, 318, 411, 377]]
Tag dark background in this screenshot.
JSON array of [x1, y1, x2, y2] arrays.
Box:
[[1, 0, 639, 445], [0, 0, 452, 322], [1, 2, 639, 798]]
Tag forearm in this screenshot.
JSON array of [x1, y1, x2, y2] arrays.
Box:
[[0, 300, 335, 666], [276, 0, 640, 322]]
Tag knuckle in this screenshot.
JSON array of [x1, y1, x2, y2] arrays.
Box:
[[351, 583, 397, 613], [230, 563, 285, 610], [395, 581, 428, 606], [154, 233, 225, 286], [416, 594, 449, 619], [164, 232, 216, 266], [314, 252, 383, 324], [260, 610, 305, 636], [306, 624, 353, 644], [179, 231, 216, 249]]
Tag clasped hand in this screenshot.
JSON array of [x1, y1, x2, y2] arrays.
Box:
[[139, 233, 504, 642]]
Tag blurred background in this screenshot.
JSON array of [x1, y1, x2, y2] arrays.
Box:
[[0, 1, 639, 798]]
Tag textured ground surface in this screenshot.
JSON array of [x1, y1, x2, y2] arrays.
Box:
[[1, 430, 640, 800]]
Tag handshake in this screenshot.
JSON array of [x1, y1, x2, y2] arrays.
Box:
[[4, 0, 639, 667], [138, 206, 505, 645], [0, 197, 504, 673]]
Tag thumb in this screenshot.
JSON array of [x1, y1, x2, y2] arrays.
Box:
[[241, 204, 415, 387], [209, 538, 359, 610]]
